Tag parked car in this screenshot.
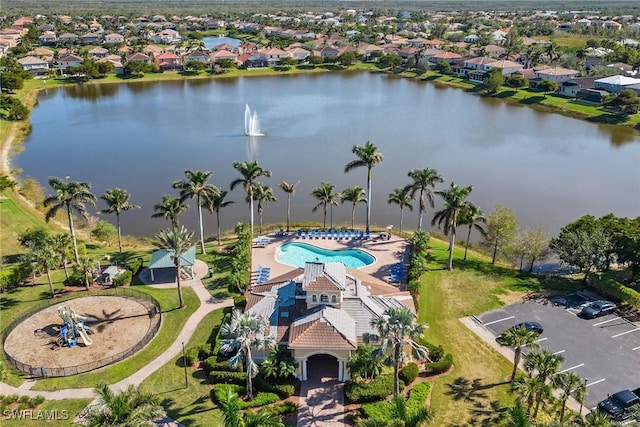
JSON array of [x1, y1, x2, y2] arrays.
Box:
[[580, 300, 616, 318], [497, 322, 543, 343], [597, 387, 640, 420]]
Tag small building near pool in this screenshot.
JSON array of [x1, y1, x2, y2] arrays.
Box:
[[244, 261, 414, 382]]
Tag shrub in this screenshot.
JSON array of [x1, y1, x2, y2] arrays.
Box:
[[361, 382, 431, 421], [203, 356, 240, 373], [184, 347, 199, 367], [197, 344, 212, 360], [265, 400, 297, 416], [589, 279, 640, 310], [113, 270, 132, 287], [233, 295, 247, 309], [213, 384, 279, 408], [345, 374, 400, 403], [126, 258, 143, 275], [406, 382, 431, 413], [425, 353, 453, 375], [399, 363, 419, 385], [29, 396, 45, 407], [209, 370, 246, 385]]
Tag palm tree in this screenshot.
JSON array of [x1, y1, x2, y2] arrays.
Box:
[[405, 168, 443, 231], [86, 382, 165, 427], [151, 195, 188, 230], [173, 170, 220, 254], [219, 387, 242, 427], [244, 409, 284, 427], [30, 244, 61, 299], [77, 254, 96, 291], [99, 187, 140, 253], [506, 399, 532, 427], [311, 182, 340, 229], [248, 183, 276, 234], [524, 349, 564, 418], [44, 177, 96, 264], [498, 326, 540, 384], [387, 187, 414, 234], [347, 344, 386, 380], [220, 310, 276, 400], [581, 410, 615, 427], [344, 141, 384, 233], [155, 226, 194, 308], [206, 190, 234, 245], [50, 233, 72, 281], [458, 203, 486, 261], [230, 161, 272, 235], [341, 186, 367, 230], [278, 180, 299, 232], [370, 307, 429, 398], [553, 371, 586, 423], [431, 182, 473, 270], [512, 375, 544, 416]]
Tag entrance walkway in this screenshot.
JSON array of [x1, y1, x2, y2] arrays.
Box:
[[297, 354, 345, 426]]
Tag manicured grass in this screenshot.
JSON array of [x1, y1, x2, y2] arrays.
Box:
[[30, 286, 200, 391], [139, 308, 229, 426], [418, 238, 580, 425], [0, 195, 54, 257], [0, 398, 91, 426], [548, 32, 590, 49]]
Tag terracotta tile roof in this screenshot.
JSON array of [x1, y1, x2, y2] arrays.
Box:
[[289, 307, 357, 349], [304, 276, 341, 292]]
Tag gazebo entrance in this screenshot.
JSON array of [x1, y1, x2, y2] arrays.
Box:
[[147, 247, 196, 282]]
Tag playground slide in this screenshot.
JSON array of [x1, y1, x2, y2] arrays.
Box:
[[76, 324, 93, 346]]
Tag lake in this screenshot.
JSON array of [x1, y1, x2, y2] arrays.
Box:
[[15, 72, 640, 240]]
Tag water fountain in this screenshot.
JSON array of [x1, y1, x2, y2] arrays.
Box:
[[244, 104, 264, 136]]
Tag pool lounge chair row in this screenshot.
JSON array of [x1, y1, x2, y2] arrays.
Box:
[[255, 266, 271, 284], [390, 262, 405, 283], [295, 229, 370, 240]]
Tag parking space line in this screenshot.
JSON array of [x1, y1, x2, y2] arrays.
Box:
[[553, 350, 565, 355], [483, 316, 515, 326], [560, 363, 584, 373], [535, 337, 548, 343], [586, 378, 606, 387], [633, 345, 640, 351], [593, 317, 620, 326], [612, 328, 640, 338]]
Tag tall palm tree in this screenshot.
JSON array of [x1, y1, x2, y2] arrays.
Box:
[[431, 182, 473, 271], [278, 180, 299, 232], [30, 244, 61, 299], [77, 254, 96, 291], [230, 161, 272, 235], [248, 183, 276, 234], [155, 226, 193, 308], [151, 195, 188, 230], [220, 310, 276, 400], [244, 409, 284, 427], [524, 348, 564, 418], [387, 187, 414, 234], [506, 399, 532, 427], [173, 170, 220, 254], [405, 168, 443, 231], [581, 410, 615, 427], [99, 187, 140, 253], [341, 186, 367, 230], [206, 190, 234, 245], [498, 326, 540, 384], [458, 203, 486, 261], [50, 233, 72, 281], [512, 375, 544, 416], [311, 182, 340, 229], [344, 141, 384, 233], [552, 371, 586, 423], [44, 177, 96, 264], [86, 382, 165, 427], [219, 387, 242, 427], [370, 307, 429, 398]]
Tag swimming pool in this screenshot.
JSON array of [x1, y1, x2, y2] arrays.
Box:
[[276, 242, 375, 269]]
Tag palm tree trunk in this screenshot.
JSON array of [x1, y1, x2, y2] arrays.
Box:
[[560, 398, 567, 423], [259, 211, 263, 234], [464, 225, 472, 261], [249, 189, 255, 235], [323, 204, 327, 229], [216, 210, 222, 245], [67, 204, 80, 264], [418, 192, 424, 230], [286, 195, 291, 232], [366, 169, 372, 233], [351, 204, 355, 230], [393, 343, 401, 398], [399, 207, 404, 234], [84, 265, 90, 291], [533, 391, 542, 418], [46, 268, 55, 298], [62, 254, 70, 281], [246, 348, 254, 400], [447, 229, 456, 270], [197, 196, 205, 254], [176, 261, 185, 308], [116, 212, 123, 253], [511, 348, 521, 383]]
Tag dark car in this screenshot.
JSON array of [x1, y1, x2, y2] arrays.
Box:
[[580, 300, 616, 319], [497, 322, 543, 343]]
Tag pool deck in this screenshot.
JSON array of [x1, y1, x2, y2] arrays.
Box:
[[251, 231, 410, 288]]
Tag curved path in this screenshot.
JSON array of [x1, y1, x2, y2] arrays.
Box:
[[0, 270, 233, 418]]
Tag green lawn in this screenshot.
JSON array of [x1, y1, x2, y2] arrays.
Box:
[[0, 398, 92, 426], [0, 195, 54, 257], [139, 307, 230, 426], [30, 286, 200, 391], [418, 239, 581, 425]]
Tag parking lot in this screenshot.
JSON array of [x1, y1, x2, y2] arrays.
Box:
[[475, 293, 640, 411]]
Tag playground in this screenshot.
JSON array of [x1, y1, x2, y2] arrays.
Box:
[[3, 296, 156, 371]]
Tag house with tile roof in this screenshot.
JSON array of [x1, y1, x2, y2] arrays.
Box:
[[244, 262, 414, 382], [17, 56, 49, 75]]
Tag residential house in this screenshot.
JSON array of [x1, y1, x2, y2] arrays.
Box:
[[425, 39, 443, 49], [315, 46, 340, 60], [604, 21, 622, 30], [463, 34, 479, 43], [215, 43, 239, 54], [359, 44, 383, 59], [57, 53, 84, 71], [154, 29, 181, 44], [38, 31, 57, 45], [398, 46, 419, 61], [82, 33, 100, 45], [155, 52, 181, 70], [126, 52, 152, 64], [98, 57, 124, 75], [429, 51, 462, 67], [209, 49, 239, 64], [104, 33, 125, 44], [595, 75, 640, 93], [28, 47, 55, 64], [244, 262, 415, 382], [258, 48, 290, 66], [558, 77, 597, 97], [629, 22, 640, 32], [483, 44, 506, 58], [88, 47, 109, 58], [183, 50, 210, 65], [17, 56, 49, 75], [285, 47, 311, 62], [533, 66, 579, 83], [460, 57, 523, 82], [57, 33, 79, 44]]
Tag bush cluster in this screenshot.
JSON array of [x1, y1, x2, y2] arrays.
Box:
[[399, 362, 419, 385], [126, 257, 143, 275], [425, 353, 453, 375], [112, 270, 132, 287], [212, 384, 279, 409], [209, 370, 246, 385], [253, 375, 298, 399], [345, 374, 400, 404], [203, 356, 239, 374], [589, 279, 640, 311], [264, 400, 297, 416], [361, 382, 431, 421], [184, 345, 213, 367]]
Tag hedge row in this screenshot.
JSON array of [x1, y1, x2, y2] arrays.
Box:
[[399, 363, 419, 385], [184, 346, 214, 367], [589, 279, 640, 310], [203, 356, 240, 374], [209, 370, 245, 385], [264, 400, 297, 416], [425, 353, 453, 375], [113, 270, 132, 287], [361, 382, 431, 421], [212, 384, 280, 409], [253, 376, 298, 399], [345, 374, 401, 404]]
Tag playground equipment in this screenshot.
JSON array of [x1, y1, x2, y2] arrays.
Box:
[[57, 306, 94, 347]]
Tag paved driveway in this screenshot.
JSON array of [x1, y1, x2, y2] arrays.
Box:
[[297, 355, 345, 427], [476, 293, 640, 411]]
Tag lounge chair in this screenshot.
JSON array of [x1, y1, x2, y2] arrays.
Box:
[[296, 230, 302, 238], [365, 231, 370, 240], [322, 230, 327, 239], [302, 230, 308, 239], [358, 230, 364, 239]]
